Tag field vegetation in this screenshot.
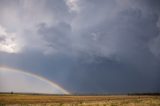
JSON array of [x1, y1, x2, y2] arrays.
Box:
[[0, 94, 160, 106]]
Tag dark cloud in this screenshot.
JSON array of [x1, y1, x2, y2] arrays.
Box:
[[65, 58, 160, 93], [37, 22, 72, 54]]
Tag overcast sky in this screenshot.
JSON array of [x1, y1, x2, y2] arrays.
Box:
[[0, 0, 160, 94]]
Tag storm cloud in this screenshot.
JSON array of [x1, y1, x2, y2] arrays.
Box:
[[0, 0, 160, 93]]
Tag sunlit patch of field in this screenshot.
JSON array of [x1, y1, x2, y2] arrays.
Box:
[[0, 94, 160, 106]]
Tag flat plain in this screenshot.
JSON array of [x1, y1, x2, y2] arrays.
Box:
[[0, 94, 160, 106]]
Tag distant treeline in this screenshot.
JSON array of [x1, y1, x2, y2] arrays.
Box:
[[127, 93, 160, 96], [70, 93, 160, 96], [0, 92, 160, 96]]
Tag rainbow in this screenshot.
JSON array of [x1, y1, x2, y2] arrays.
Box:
[[0, 66, 70, 94]]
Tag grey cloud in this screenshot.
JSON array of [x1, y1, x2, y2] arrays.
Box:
[[37, 22, 72, 55], [0, 36, 5, 42], [65, 58, 160, 93], [149, 35, 160, 57], [35, 0, 160, 93], [69, 2, 159, 60], [45, 0, 73, 22], [0, 0, 160, 93]]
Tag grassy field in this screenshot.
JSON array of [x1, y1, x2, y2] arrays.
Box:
[[0, 94, 160, 106]]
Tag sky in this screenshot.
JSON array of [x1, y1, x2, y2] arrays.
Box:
[[0, 67, 68, 94], [0, 0, 160, 94]]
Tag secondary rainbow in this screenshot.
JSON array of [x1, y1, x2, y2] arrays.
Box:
[[0, 66, 70, 94]]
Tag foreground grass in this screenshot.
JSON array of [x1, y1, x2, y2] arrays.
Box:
[[0, 94, 160, 106]]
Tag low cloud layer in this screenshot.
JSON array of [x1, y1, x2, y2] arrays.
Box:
[[0, 0, 160, 93]]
